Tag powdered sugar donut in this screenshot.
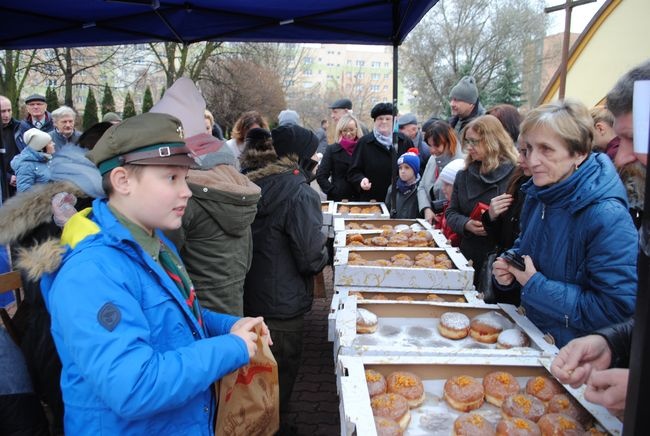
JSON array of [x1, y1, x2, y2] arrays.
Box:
[[357, 308, 378, 334], [438, 312, 470, 339], [497, 328, 530, 349]]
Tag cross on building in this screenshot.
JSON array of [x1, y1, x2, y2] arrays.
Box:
[[544, 0, 597, 99]]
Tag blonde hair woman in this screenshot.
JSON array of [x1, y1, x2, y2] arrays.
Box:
[[445, 114, 518, 285]]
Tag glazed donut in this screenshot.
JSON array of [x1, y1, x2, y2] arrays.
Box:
[[443, 375, 484, 412], [350, 206, 363, 214], [370, 393, 411, 431], [391, 253, 411, 262], [408, 236, 430, 247], [426, 293, 445, 302], [396, 295, 414, 301], [356, 308, 378, 334], [497, 329, 530, 349], [371, 259, 392, 267], [537, 413, 584, 435], [525, 376, 564, 403], [381, 224, 394, 231], [339, 205, 350, 214], [365, 369, 387, 397], [483, 371, 521, 407], [415, 252, 435, 261], [415, 258, 437, 268], [366, 205, 382, 214], [374, 416, 403, 436], [392, 258, 415, 267], [346, 233, 364, 244], [470, 313, 506, 344], [371, 293, 388, 300], [453, 413, 496, 436], [435, 259, 453, 269], [387, 235, 409, 246], [547, 394, 592, 428], [386, 371, 425, 408], [495, 417, 541, 436], [370, 236, 389, 246], [501, 394, 546, 423], [437, 312, 470, 340], [434, 253, 450, 263]]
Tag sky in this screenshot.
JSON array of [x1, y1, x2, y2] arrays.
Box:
[[545, 0, 607, 35]]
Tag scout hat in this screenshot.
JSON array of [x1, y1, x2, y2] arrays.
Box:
[[88, 112, 194, 175]]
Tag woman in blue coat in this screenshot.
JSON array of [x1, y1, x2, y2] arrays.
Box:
[[493, 100, 637, 347]]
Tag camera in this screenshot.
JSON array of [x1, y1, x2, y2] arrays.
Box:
[[501, 251, 526, 271], [432, 199, 448, 214]]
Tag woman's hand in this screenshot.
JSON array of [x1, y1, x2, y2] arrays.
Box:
[[492, 257, 514, 286], [360, 178, 372, 191], [424, 208, 435, 224], [509, 255, 537, 287], [488, 193, 513, 220], [464, 219, 487, 236]]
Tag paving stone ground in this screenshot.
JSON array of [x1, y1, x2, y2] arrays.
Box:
[[282, 265, 341, 435]]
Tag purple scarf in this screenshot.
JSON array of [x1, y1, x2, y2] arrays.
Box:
[[339, 137, 357, 156]]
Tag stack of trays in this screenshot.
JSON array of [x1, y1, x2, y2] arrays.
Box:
[[332, 201, 390, 219], [322, 201, 335, 238], [337, 355, 621, 435]]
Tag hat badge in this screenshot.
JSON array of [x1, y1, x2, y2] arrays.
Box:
[[176, 125, 184, 139]]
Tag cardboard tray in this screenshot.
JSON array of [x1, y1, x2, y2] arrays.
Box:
[[327, 286, 491, 342], [333, 201, 390, 218], [337, 355, 621, 436], [334, 301, 559, 358], [333, 228, 451, 250], [333, 248, 474, 290], [321, 200, 334, 225], [333, 217, 432, 233]]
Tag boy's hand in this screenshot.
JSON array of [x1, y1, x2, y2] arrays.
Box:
[[231, 317, 273, 358], [360, 178, 372, 191]]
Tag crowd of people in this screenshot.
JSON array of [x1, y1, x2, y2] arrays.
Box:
[[0, 58, 648, 435]]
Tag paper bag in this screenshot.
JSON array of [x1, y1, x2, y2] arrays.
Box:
[[215, 325, 279, 436]]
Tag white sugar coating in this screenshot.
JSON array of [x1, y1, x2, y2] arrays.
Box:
[[440, 312, 470, 329], [394, 224, 410, 233], [357, 308, 378, 325], [498, 328, 527, 346], [410, 223, 424, 231], [472, 311, 513, 329]]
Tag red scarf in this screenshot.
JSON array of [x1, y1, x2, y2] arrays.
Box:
[[339, 137, 358, 156]]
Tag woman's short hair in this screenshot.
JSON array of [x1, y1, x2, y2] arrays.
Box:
[[231, 111, 268, 143], [204, 109, 215, 125], [423, 119, 459, 157], [589, 106, 614, 127], [486, 104, 522, 144], [51, 105, 76, 122], [463, 114, 519, 173], [520, 99, 594, 156], [335, 114, 363, 140]]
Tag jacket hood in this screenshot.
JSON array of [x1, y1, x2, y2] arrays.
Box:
[[0, 180, 86, 246], [11, 147, 50, 168], [465, 160, 515, 198], [245, 155, 305, 217], [50, 144, 105, 199], [187, 165, 261, 236], [523, 152, 627, 213], [239, 146, 278, 174]]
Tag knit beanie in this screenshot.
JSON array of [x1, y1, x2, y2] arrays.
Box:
[[449, 76, 479, 104], [397, 150, 420, 176], [439, 159, 466, 184], [278, 109, 301, 126], [24, 128, 52, 151]]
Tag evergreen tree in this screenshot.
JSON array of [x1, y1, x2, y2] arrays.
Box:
[[488, 58, 523, 107], [46, 86, 60, 111], [82, 88, 99, 130], [122, 92, 137, 119], [141, 86, 154, 113], [101, 83, 116, 117]]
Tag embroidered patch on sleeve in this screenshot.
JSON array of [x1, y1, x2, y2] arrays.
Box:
[[97, 302, 121, 332]]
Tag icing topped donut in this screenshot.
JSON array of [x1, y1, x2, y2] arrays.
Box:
[[525, 376, 564, 402], [386, 371, 425, 407], [366, 369, 387, 397], [483, 371, 521, 407], [443, 375, 484, 412], [497, 329, 530, 349], [453, 413, 496, 436], [501, 394, 546, 422]]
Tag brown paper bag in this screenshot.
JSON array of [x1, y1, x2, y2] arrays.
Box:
[[215, 325, 279, 436]]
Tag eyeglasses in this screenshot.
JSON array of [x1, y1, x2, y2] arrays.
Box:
[[463, 138, 481, 148], [341, 128, 357, 135]]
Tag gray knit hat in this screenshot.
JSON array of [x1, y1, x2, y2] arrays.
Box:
[[278, 109, 301, 126], [449, 76, 479, 104]]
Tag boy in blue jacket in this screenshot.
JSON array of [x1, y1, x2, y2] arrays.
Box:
[[40, 112, 269, 435]]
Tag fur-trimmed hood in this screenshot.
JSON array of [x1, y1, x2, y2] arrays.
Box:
[[243, 154, 302, 183], [0, 181, 85, 246]]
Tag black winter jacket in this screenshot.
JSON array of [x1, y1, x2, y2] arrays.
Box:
[[385, 183, 421, 219], [596, 318, 634, 369], [242, 151, 328, 319], [347, 132, 413, 202], [316, 142, 358, 201]]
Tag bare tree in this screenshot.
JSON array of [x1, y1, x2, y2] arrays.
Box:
[[148, 42, 222, 88], [0, 49, 38, 113], [401, 0, 546, 117]]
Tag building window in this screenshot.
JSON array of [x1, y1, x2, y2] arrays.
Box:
[[354, 85, 363, 92], [371, 61, 381, 68], [371, 85, 380, 92], [346, 60, 352, 66], [355, 72, 364, 79], [304, 69, 313, 76], [371, 73, 380, 81], [356, 59, 365, 67], [304, 57, 313, 64]]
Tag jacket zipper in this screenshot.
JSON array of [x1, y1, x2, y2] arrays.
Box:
[[565, 314, 569, 328], [541, 204, 545, 220]]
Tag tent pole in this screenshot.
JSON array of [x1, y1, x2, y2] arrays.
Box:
[[623, 136, 650, 434]]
